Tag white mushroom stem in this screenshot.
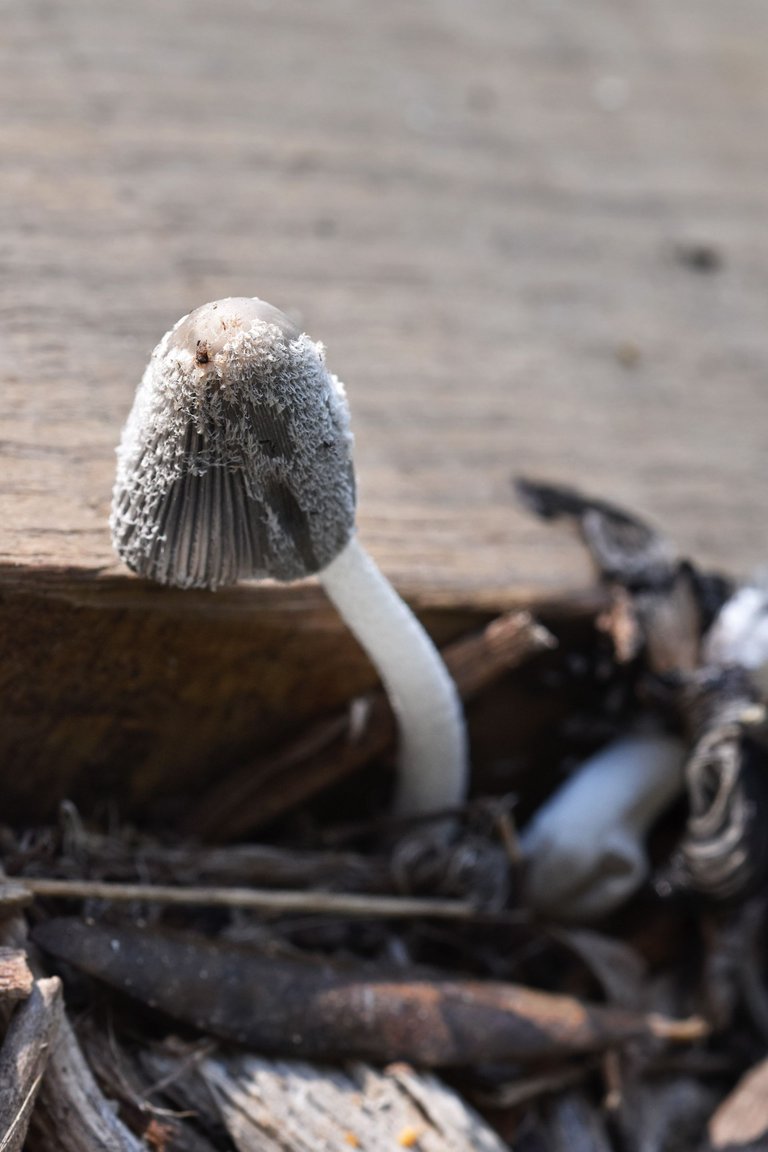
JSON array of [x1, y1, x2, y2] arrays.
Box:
[[520, 732, 686, 922], [319, 535, 468, 818]]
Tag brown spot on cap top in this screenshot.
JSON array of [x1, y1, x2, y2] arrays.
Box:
[[172, 297, 300, 363]]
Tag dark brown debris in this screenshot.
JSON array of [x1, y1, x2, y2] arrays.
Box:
[[517, 477, 768, 907], [78, 1023, 221, 1152], [514, 478, 678, 591], [32, 918, 707, 1067], [6, 483, 768, 1149], [541, 1090, 613, 1152], [14, 832, 393, 894], [27, 1011, 145, 1152]]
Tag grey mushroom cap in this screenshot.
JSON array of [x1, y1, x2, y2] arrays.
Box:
[[111, 297, 356, 588]]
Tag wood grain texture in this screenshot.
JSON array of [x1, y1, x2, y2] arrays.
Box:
[[0, 978, 63, 1152], [1, 0, 767, 808], [29, 1010, 145, 1152], [200, 1054, 509, 1152], [2, 0, 768, 590]]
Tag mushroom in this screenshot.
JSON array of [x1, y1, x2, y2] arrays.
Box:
[[520, 731, 686, 921], [111, 297, 467, 818]]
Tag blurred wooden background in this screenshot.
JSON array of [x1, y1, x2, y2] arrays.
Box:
[[1, 0, 767, 817]]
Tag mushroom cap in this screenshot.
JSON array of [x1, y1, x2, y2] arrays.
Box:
[[111, 297, 356, 588]]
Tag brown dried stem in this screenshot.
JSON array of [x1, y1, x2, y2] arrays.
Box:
[[22, 876, 476, 920]]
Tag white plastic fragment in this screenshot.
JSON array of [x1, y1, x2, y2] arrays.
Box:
[[521, 732, 686, 921]]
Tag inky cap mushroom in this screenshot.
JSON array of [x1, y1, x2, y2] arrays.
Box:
[[111, 297, 467, 819], [112, 297, 355, 588]]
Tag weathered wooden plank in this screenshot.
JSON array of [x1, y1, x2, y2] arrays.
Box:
[[200, 1055, 509, 1152], [2, 0, 767, 591], [1, 0, 767, 804], [28, 1009, 146, 1152]]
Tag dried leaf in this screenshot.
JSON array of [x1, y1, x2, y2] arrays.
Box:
[[34, 919, 706, 1067], [515, 478, 676, 589]]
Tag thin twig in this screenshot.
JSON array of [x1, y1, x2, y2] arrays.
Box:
[[646, 1013, 710, 1043], [22, 877, 477, 920]]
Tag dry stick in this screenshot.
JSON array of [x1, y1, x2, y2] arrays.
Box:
[[185, 610, 555, 840], [0, 899, 144, 1152], [0, 884, 32, 915], [33, 919, 709, 1068], [22, 877, 477, 920], [0, 978, 63, 1152], [28, 1011, 145, 1152], [474, 1063, 595, 1110]]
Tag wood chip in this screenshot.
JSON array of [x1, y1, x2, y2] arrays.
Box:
[[706, 1058, 768, 1151], [200, 1054, 509, 1152], [0, 978, 62, 1152], [0, 949, 33, 1003], [28, 1012, 145, 1152]]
